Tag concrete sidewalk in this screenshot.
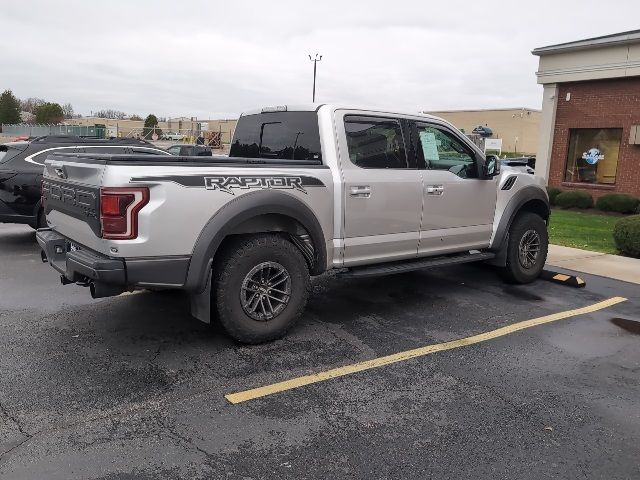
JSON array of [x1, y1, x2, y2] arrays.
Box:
[[546, 244, 640, 285]]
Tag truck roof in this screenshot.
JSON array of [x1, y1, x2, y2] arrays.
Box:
[[241, 104, 444, 122]]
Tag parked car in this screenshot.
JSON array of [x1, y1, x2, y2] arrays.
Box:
[[499, 156, 536, 174], [161, 133, 186, 141], [167, 144, 212, 156], [472, 125, 493, 137], [37, 105, 549, 344], [0, 136, 168, 229]]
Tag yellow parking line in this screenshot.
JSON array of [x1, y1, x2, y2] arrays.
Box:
[[225, 296, 627, 404]]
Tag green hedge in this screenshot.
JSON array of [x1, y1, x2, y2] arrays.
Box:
[[555, 191, 594, 209], [613, 215, 640, 257], [595, 194, 640, 214], [546, 186, 562, 206]]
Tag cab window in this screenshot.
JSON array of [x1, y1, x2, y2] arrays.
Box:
[[416, 125, 477, 178], [230, 111, 322, 161], [344, 116, 408, 169]]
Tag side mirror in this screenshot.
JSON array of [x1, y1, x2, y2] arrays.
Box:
[[483, 154, 500, 178]]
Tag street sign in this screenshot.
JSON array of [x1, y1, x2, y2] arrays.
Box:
[[484, 138, 502, 153]]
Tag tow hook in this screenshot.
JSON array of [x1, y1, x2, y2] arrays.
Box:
[[60, 275, 73, 286]]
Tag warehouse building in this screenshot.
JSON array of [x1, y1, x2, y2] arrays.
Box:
[[425, 108, 541, 155], [533, 30, 640, 197], [67, 117, 238, 143]]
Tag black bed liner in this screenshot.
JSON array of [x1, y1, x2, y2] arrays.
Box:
[[45, 152, 325, 168]]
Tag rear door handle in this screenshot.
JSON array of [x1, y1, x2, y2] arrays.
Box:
[[349, 185, 371, 198]]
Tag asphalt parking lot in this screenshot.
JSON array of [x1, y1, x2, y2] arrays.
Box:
[[1, 223, 639, 480]]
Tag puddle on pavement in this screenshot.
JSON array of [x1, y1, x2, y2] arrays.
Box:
[[610, 317, 640, 335], [502, 286, 544, 301]]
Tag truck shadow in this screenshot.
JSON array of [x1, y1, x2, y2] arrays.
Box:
[[0, 225, 38, 250]]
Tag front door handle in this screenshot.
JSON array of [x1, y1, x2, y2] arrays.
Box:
[[349, 185, 371, 198], [426, 185, 444, 195]]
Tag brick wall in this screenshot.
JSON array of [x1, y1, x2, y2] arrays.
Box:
[[548, 77, 640, 198]]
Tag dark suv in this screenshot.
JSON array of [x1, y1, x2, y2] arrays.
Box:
[[0, 136, 168, 229], [166, 144, 212, 156]]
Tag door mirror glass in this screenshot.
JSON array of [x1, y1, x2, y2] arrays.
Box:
[[484, 154, 500, 178]]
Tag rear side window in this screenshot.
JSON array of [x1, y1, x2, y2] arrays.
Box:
[[344, 116, 408, 169], [130, 148, 170, 155], [230, 112, 322, 161], [81, 146, 128, 155]]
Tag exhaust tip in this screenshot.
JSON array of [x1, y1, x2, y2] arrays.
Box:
[[89, 282, 124, 299]]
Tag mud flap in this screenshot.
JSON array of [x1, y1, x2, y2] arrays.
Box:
[[190, 269, 212, 324], [484, 234, 509, 267]]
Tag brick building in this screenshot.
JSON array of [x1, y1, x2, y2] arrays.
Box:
[[533, 30, 640, 197]]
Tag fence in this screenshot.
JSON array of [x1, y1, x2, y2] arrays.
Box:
[[1, 124, 106, 138], [125, 127, 233, 147]]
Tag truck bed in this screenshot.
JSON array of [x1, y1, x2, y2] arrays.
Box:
[[46, 152, 324, 167]]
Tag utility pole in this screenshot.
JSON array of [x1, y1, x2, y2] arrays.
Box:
[[308, 53, 322, 102]]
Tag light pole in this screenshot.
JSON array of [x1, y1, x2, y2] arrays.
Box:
[[308, 53, 322, 102]]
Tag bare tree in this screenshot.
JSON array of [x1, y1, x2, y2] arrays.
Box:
[[93, 109, 127, 120], [20, 97, 46, 114], [62, 103, 74, 119]]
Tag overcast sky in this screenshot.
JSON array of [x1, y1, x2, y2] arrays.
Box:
[[2, 0, 639, 119]]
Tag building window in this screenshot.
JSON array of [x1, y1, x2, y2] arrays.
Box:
[[564, 128, 622, 185]]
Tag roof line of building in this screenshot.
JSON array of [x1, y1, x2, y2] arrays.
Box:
[[424, 107, 541, 113], [533, 29, 640, 56]]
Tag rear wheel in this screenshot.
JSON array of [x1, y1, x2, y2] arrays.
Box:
[[499, 212, 548, 284], [213, 234, 309, 344]]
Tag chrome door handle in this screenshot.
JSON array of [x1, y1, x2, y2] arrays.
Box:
[[426, 185, 444, 195], [349, 185, 371, 198]]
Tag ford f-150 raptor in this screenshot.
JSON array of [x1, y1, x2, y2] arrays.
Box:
[[37, 105, 550, 344]]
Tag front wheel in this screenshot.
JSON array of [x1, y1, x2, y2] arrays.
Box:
[[499, 212, 549, 284], [214, 234, 310, 344]]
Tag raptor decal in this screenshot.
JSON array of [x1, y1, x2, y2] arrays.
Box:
[[129, 175, 325, 195]]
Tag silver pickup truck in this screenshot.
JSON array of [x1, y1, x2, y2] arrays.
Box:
[[37, 104, 550, 343]]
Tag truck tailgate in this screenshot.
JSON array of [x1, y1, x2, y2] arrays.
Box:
[[42, 154, 107, 253]]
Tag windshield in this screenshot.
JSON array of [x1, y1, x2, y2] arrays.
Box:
[[230, 111, 322, 161]]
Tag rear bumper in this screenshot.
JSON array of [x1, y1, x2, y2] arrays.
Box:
[[36, 229, 126, 285], [36, 228, 190, 288]]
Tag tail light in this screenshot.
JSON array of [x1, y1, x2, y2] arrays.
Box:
[[100, 187, 149, 240]]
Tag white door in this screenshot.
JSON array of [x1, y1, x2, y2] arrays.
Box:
[[337, 113, 424, 266], [414, 122, 497, 255]]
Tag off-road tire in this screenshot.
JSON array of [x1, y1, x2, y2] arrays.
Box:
[[213, 234, 310, 344], [499, 212, 548, 284]]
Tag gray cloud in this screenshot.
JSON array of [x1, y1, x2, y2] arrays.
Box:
[[2, 0, 639, 118]]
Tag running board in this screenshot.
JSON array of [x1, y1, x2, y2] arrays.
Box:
[[339, 251, 495, 279]]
